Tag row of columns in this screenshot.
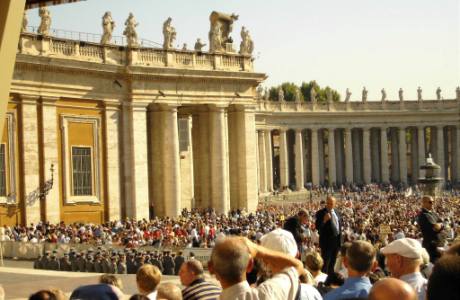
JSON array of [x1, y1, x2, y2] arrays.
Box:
[[257, 125, 460, 192]]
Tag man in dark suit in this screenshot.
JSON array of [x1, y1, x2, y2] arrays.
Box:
[[315, 195, 342, 274], [417, 195, 444, 263]]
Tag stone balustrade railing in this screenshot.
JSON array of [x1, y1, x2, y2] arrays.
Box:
[[256, 98, 460, 112], [18, 32, 253, 72]]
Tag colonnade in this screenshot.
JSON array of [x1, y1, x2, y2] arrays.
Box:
[[257, 125, 460, 191]]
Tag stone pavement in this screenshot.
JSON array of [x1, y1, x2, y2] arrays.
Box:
[[0, 265, 180, 299]]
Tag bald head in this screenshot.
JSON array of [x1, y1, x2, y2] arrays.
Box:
[[326, 196, 336, 211], [369, 278, 417, 300], [210, 237, 250, 285]]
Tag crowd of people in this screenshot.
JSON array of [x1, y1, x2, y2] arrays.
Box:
[[1, 184, 460, 299]]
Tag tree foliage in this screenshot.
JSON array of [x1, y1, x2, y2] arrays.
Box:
[[268, 80, 340, 102]]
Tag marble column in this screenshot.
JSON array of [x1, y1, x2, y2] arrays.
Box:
[[453, 126, 460, 182], [436, 126, 445, 177], [311, 128, 320, 186], [318, 130, 325, 184], [198, 111, 210, 208], [344, 127, 354, 184], [257, 130, 267, 193], [234, 108, 258, 212], [398, 127, 407, 184], [410, 128, 418, 183], [264, 129, 274, 192], [40, 97, 60, 223], [130, 104, 150, 220], [162, 105, 181, 217], [328, 128, 336, 186], [335, 130, 344, 185], [279, 128, 290, 189], [362, 127, 371, 184], [294, 129, 305, 190], [417, 127, 426, 176], [210, 106, 230, 214], [380, 127, 390, 183], [370, 129, 380, 182], [390, 128, 400, 182], [20, 95, 41, 224]]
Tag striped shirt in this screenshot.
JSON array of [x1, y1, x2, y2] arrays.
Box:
[[182, 278, 222, 300]]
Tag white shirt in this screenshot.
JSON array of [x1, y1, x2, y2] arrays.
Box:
[[220, 267, 299, 300], [146, 290, 157, 300], [400, 272, 427, 300], [300, 283, 323, 300]]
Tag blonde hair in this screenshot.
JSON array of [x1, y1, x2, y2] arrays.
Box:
[[136, 265, 162, 294]]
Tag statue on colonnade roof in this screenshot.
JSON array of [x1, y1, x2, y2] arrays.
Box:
[[436, 87, 442, 100], [163, 17, 176, 50], [417, 86, 423, 101], [123, 13, 139, 47], [101, 12, 115, 45], [399, 88, 404, 101], [239, 26, 254, 55], [362, 87, 368, 102], [22, 11, 28, 33], [345, 88, 351, 102], [209, 11, 239, 52], [37, 7, 51, 36], [381, 88, 387, 102]]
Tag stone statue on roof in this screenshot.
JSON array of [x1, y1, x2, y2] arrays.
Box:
[[209, 11, 238, 52], [194, 38, 206, 51], [345, 88, 351, 102], [456, 86, 460, 100], [310, 88, 317, 103], [436, 87, 442, 100], [37, 7, 51, 36], [362, 87, 368, 102], [101, 12, 115, 45], [399, 88, 404, 101], [381, 88, 387, 102], [239, 26, 254, 55], [162, 17, 176, 50], [22, 11, 28, 33], [294, 87, 302, 103], [326, 88, 333, 103], [417, 86, 423, 101], [278, 87, 285, 102], [123, 13, 139, 47]]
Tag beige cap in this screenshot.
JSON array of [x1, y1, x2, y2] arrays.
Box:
[[381, 238, 423, 259]]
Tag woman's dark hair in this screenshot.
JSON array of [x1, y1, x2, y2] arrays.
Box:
[[29, 290, 57, 300]]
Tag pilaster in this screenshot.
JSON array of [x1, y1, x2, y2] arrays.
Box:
[[40, 96, 60, 223], [19, 95, 41, 224], [436, 126, 445, 178], [104, 103, 122, 221]]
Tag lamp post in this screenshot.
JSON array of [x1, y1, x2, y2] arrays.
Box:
[[418, 154, 443, 197], [1, 164, 54, 266]]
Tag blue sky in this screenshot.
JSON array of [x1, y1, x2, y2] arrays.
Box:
[[27, 0, 459, 101]]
